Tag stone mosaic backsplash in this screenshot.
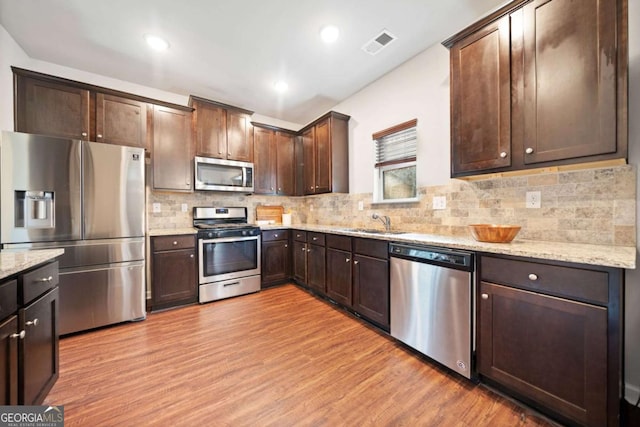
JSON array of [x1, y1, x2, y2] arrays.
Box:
[[147, 164, 636, 247]]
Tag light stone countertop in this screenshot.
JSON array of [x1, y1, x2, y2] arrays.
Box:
[[148, 228, 197, 237], [259, 224, 636, 269], [0, 248, 65, 281]]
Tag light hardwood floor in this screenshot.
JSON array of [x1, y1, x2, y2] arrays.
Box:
[[45, 284, 553, 426]]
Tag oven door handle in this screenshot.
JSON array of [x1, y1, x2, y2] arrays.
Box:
[[199, 235, 260, 244]]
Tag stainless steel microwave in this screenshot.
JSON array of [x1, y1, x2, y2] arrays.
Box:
[[194, 156, 254, 192]]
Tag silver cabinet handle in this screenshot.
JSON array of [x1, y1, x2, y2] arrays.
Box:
[[500, 151, 507, 158], [270, 187, 274, 191], [301, 247, 306, 252], [481, 293, 489, 300], [345, 258, 350, 263], [189, 254, 194, 258], [97, 134, 103, 138], [307, 249, 311, 253], [173, 241, 178, 245], [26, 318, 39, 327], [310, 186, 314, 190], [274, 234, 278, 238], [81, 132, 88, 137], [353, 260, 359, 265], [11, 330, 26, 339], [37, 276, 53, 283], [528, 273, 538, 281], [284, 244, 288, 248], [312, 237, 317, 241], [525, 147, 534, 154], [278, 188, 282, 191]]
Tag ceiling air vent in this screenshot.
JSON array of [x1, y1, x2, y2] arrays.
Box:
[[361, 29, 397, 55]]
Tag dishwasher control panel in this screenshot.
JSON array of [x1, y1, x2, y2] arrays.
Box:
[[389, 243, 473, 270]]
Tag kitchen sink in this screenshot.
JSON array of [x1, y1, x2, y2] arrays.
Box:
[[342, 228, 407, 235]]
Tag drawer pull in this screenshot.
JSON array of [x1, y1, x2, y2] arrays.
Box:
[[312, 237, 317, 241], [301, 247, 306, 252], [36, 276, 53, 283], [189, 254, 194, 258], [353, 260, 359, 265], [500, 151, 507, 158], [345, 258, 350, 263], [528, 273, 538, 281], [284, 244, 288, 248], [481, 293, 489, 300], [10, 330, 25, 340], [274, 234, 278, 238], [307, 248, 311, 253], [173, 241, 178, 245], [26, 318, 39, 327]]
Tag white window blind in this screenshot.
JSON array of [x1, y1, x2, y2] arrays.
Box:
[[374, 119, 417, 167]]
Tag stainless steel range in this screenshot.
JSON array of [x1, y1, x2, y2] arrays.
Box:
[[194, 207, 261, 303]]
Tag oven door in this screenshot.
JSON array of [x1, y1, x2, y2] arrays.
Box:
[[198, 235, 261, 284]]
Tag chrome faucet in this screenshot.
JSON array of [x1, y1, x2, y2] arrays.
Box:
[[372, 213, 391, 231]]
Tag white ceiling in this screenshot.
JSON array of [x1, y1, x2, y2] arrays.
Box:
[[0, 0, 506, 125]]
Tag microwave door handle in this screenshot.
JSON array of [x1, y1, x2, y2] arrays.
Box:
[[242, 167, 247, 187]]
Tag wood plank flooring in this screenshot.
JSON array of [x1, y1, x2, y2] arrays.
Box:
[[45, 284, 554, 426]]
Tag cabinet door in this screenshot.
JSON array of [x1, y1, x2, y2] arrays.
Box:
[[15, 76, 90, 140], [275, 132, 295, 196], [326, 248, 352, 306], [227, 110, 253, 162], [193, 101, 227, 158], [522, 0, 618, 164], [301, 127, 316, 195], [353, 254, 389, 329], [478, 281, 607, 426], [261, 240, 290, 287], [19, 287, 59, 405], [95, 93, 148, 148], [253, 127, 276, 194], [152, 249, 197, 308], [152, 105, 193, 192], [314, 119, 332, 193], [0, 315, 18, 405], [307, 244, 326, 294], [293, 241, 307, 284], [450, 15, 511, 175]]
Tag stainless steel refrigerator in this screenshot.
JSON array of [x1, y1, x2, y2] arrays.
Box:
[[1, 131, 146, 335]]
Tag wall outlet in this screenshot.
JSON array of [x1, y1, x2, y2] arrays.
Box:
[[526, 191, 541, 209], [152, 203, 161, 213], [433, 196, 447, 210], [181, 203, 188, 213], [358, 200, 364, 211]]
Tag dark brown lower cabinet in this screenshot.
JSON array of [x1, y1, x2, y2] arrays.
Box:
[[352, 253, 389, 328], [307, 243, 326, 295], [292, 240, 307, 283], [0, 315, 18, 405], [478, 255, 622, 427], [19, 287, 59, 405], [151, 235, 197, 310], [261, 230, 290, 288], [326, 246, 352, 306]]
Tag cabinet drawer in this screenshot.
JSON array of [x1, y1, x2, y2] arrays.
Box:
[[20, 262, 59, 305], [354, 238, 388, 259], [0, 280, 17, 321], [152, 235, 196, 252], [481, 256, 609, 305], [326, 234, 351, 251], [308, 232, 325, 246], [293, 230, 307, 242], [262, 229, 290, 242]]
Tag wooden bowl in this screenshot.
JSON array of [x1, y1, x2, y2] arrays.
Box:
[[468, 224, 521, 243]]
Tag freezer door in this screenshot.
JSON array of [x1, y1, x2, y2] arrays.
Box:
[[0, 131, 82, 243], [82, 141, 145, 239], [58, 261, 146, 335]]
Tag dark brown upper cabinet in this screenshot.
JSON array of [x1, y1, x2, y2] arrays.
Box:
[[300, 111, 350, 195], [252, 123, 296, 196], [443, 0, 628, 178], [189, 96, 254, 162], [152, 105, 194, 192], [14, 68, 152, 150]]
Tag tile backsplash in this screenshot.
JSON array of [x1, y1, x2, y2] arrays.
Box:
[[148, 164, 636, 247]]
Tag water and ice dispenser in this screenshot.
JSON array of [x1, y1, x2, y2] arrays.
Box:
[[15, 190, 55, 229]]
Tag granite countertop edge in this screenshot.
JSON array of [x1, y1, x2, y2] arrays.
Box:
[[258, 224, 636, 270], [0, 248, 65, 281]]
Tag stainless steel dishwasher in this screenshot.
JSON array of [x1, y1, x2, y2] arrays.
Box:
[[389, 242, 474, 379]]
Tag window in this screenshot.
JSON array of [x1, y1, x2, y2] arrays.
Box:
[[373, 119, 417, 203]]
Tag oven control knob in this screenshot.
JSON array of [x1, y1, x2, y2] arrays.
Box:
[[242, 230, 248, 236], [207, 232, 213, 238]]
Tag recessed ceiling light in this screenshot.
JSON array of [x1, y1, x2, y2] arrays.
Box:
[[144, 34, 169, 51], [320, 25, 340, 44], [274, 81, 289, 93]]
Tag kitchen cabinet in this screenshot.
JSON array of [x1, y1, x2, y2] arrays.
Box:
[[443, 0, 628, 177], [14, 68, 151, 149], [0, 279, 18, 406], [189, 96, 254, 162], [300, 111, 350, 195], [477, 254, 623, 426], [151, 235, 197, 310], [152, 105, 194, 192], [292, 231, 326, 295], [253, 124, 296, 195], [326, 235, 389, 329], [261, 230, 291, 288]]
